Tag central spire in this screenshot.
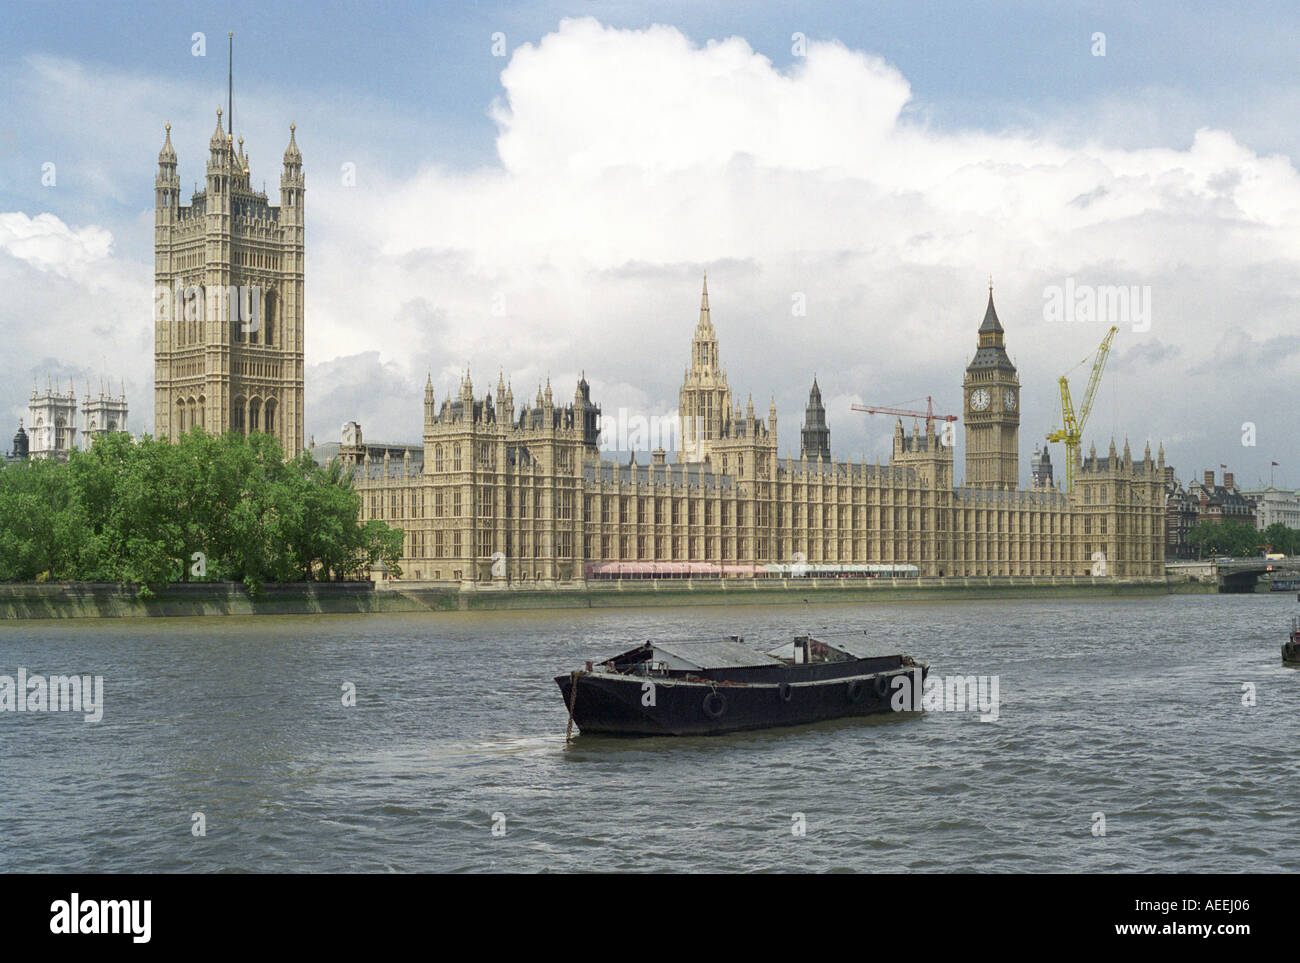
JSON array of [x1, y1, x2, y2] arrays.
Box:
[[697, 270, 712, 333]]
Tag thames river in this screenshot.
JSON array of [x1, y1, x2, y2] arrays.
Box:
[[1, 594, 1296, 872]]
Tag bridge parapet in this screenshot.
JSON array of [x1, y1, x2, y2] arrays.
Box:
[[1167, 557, 1300, 593]]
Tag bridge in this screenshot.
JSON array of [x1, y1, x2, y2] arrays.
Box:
[[1166, 557, 1300, 593]]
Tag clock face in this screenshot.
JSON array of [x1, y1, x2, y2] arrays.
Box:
[[970, 388, 991, 412], [1004, 389, 1017, 411]]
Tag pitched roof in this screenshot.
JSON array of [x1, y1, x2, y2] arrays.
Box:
[[979, 290, 1003, 335]]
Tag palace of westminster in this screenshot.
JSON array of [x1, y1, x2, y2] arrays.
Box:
[[63, 107, 1172, 583], [333, 273, 1167, 582]]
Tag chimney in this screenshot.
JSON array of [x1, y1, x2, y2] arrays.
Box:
[[652, 448, 666, 466], [1223, 472, 1234, 490], [1203, 470, 1214, 488]]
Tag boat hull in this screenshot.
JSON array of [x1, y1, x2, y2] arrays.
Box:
[[556, 665, 919, 736]]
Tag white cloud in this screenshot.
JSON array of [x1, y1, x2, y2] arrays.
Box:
[[0, 212, 115, 280]]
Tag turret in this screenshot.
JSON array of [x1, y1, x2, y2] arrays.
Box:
[[280, 123, 304, 225], [156, 123, 179, 225], [460, 369, 474, 409]]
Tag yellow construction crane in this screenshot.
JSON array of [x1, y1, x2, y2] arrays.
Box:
[[1047, 325, 1118, 492]]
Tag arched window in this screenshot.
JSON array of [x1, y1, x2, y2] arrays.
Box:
[[233, 397, 246, 434], [177, 403, 186, 432], [264, 399, 276, 434], [434, 444, 443, 472], [249, 398, 262, 433], [264, 292, 275, 345], [197, 396, 206, 429]]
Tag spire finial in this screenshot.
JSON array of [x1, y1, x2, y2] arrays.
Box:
[[697, 271, 712, 332]]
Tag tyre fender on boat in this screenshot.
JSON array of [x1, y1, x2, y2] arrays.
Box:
[[703, 690, 727, 719], [846, 679, 865, 703], [777, 680, 794, 703], [873, 674, 891, 698]]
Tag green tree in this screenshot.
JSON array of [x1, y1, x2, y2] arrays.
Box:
[[0, 429, 406, 593], [0, 458, 91, 580]]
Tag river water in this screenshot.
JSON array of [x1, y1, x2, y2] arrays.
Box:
[[1, 594, 1296, 873]]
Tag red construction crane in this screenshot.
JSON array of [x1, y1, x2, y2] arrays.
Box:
[[850, 396, 958, 435]]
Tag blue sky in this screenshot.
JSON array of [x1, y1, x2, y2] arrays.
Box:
[[3, 0, 1300, 486]]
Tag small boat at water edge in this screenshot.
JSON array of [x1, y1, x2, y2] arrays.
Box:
[[556, 635, 928, 736], [1284, 618, 1300, 666]]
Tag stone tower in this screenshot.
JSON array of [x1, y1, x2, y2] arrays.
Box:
[[152, 111, 305, 454], [678, 272, 733, 462], [800, 377, 831, 462], [11, 422, 29, 460], [962, 283, 1020, 488], [28, 379, 79, 460], [82, 380, 129, 445]]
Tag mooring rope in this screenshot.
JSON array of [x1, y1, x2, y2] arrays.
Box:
[[564, 670, 584, 743]]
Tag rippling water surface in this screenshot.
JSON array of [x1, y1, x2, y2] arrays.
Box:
[[1, 595, 1296, 872]]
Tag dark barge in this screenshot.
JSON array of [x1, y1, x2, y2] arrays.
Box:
[[1285, 618, 1300, 666], [556, 635, 928, 736]]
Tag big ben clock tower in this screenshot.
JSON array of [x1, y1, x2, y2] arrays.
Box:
[[962, 281, 1020, 488]]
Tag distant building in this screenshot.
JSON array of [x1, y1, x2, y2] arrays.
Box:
[[20, 378, 130, 461], [4, 421, 29, 463], [1241, 486, 1300, 531], [1188, 470, 1255, 525], [28, 379, 79, 460], [1164, 469, 1198, 559], [311, 421, 423, 472], [82, 381, 129, 446]]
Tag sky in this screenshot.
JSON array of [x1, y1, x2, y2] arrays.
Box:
[[2, 0, 1300, 488]]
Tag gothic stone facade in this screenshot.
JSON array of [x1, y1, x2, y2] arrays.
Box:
[[346, 280, 1167, 582], [152, 111, 306, 455]]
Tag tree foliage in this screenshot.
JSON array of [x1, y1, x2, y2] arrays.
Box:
[[1185, 519, 1275, 558], [0, 430, 403, 594]]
